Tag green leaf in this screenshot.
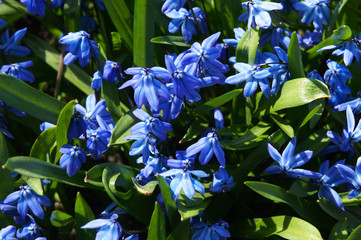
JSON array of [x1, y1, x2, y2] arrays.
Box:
[[167, 220, 190, 240], [329, 219, 348, 240], [272, 78, 330, 112], [194, 89, 242, 115], [177, 192, 210, 221], [30, 127, 57, 161], [133, 0, 155, 67], [232, 215, 323, 240], [325, 0, 349, 37], [221, 121, 272, 150], [340, 192, 361, 206], [0, 132, 13, 199], [288, 180, 317, 198], [75, 192, 96, 240], [245, 181, 332, 229], [23, 177, 43, 196], [288, 32, 305, 79], [179, 119, 208, 143], [307, 25, 352, 58], [64, 0, 81, 32], [148, 202, 167, 240], [270, 114, 294, 138], [157, 175, 179, 228], [132, 178, 158, 195], [347, 225, 361, 240], [103, 0, 133, 50], [299, 102, 323, 128], [110, 109, 138, 145], [236, 27, 260, 65], [50, 210, 75, 228], [5, 156, 101, 189], [24, 34, 93, 95], [151, 36, 191, 47], [309, 99, 324, 128], [55, 100, 76, 164], [0, 73, 65, 124]]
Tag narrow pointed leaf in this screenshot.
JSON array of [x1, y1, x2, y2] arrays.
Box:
[[148, 202, 166, 240]]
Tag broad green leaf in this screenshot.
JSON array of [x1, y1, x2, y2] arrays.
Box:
[[5, 156, 101, 189], [272, 78, 330, 112], [75, 192, 96, 240], [288, 180, 317, 198], [0, 132, 13, 198], [194, 89, 242, 115], [30, 127, 56, 161], [25, 34, 93, 95], [0, 73, 65, 124], [270, 114, 294, 138], [307, 25, 352, 58], [232, 215, 322, 240], [221, 121, 272, 150], [299, 102, 323, 128], [132, 178, 158, 195], [167, 220, 190, 240], [55, 100, 76, 164], [50, 210, 75, 227], [309, 99, 325, 128], [329, 219, 348, 240], [148, 202, 166, 240], [103, 0, 133, 50], [236, 27, 260, 65], [110, 109, 138, 145], [177, 192, 210, 221], [325, 0, 349, 37], [245, 181, 332, 229], [151, 36, 191, 47], [347, 225, 361, 240], [134, 0, 155, 67], [157, 175, 179, 227], [24, 177, 43, 196], [288, 32, 305, 79]]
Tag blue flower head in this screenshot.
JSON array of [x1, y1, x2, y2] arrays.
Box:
[[0, 225, 16, 240], [81, 213, 122, 240], [223, 27, 246, 49], [59, 144, 86, 177], [91, 70, 103, 91], [86, 128, 111, 159], [0, 28, 31, 57], [293, 0, 330, 30], [81, 15, 98, 32], [3, 184, 52, 219], [16, 215, 43, 240], [103, 60, 124, 83], [40, 122, 56, 132], [259, 26, 291, 49], [238, 0, 283, 35], [161, 0, 187, 14], [299, 30, 322, 49], [265, 137, 321, 178], [0, 61, 35, 83], [159, 83, 184, 122], [209, 167, 234, 193], [322, 129, 354, 157], [337, 157, 361, 199], [20, 0, 46, 17], [214, 108, 224, 130], [59, 31, 99, 67], [124, 131, 157, 163], [67, 111, 87, 141], [339, 106, 361, 151], [192, 220, 231, 240]]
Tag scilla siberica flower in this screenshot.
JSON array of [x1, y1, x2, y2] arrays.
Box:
[[293, 0, 330, 30], [3, 185, 52, 219], [336, 157, 361, 199], [0, 28, 31, 56], [91, 70, 103, 91], [209, 167, 234, 193], [192, 220, 231, 240], [67, 112, 87, 141], [223, 27, 246, 49], [265, 137, 321, 178], [335, 93, 361, 114], [0, 225, 16, 240], [16, 215, 43, 240], [59, 144, 86, 177], [86, 128, 111, 159], [103, 60, 124, 83], [339, 106, 361, 150], [59, 31, 99, 67], [20, 0, 46, 17], [161, 0, 188, 14], [238, 0, 283, 35], [82, 213, 122, 240], [119, 67, 171, 112], [0, 61, 35, 83]]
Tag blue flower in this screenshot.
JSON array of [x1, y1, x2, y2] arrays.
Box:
[[81, 15, 98, 32], [161, 0, 187, 14], [209, 167, 234, 193], [160, 164, 209, 200], [238, 0, 283, 35], [50, 0, 65, 8], [335, 96, 361, 114], [339, 106, 361, 151], [336, 157, 361, 199], [81, 213, 122, 240], [0, 18, 6, 28], [0, 28, 31, 57], [181, 32, 228, 75], [124, 131, 157, 163], [186, 130, 226, 167], [39, 122, 55, 132], [265, 137, 321, 178], [120, 67, 171, 112], [259, 26, 291, 49], [3, 185, 52, 219], [293, 0, 330, 30], [159, 83, 184, 122], [307, 69, 323, 81], [192, 220, 231, 240], [67, 112, 87, 141], [166, 7, 206, 43], [16, 216, 43, 240], [59, 144, 86, 177], [131, 109, 173, 141], [86, 128, 111, 159], [137, 151, 167, 178], [59, 31, 99, 67], [0, 225, 17, 240], [103, 60, 124, 83], [20, 0, 46, 17], [0, 114, 14, 139], [223, 27, 246, 48], [299, 30, 322, 49], [214, 108, 224, 130], [165, 54, 201, 101], [0, 61, 35, 83], [322, 129, 354, 157], [91, 70, 103, 91], [318, 33, 361, 67], [0, 101, 26, 117], [317, 160, 346, 210]]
